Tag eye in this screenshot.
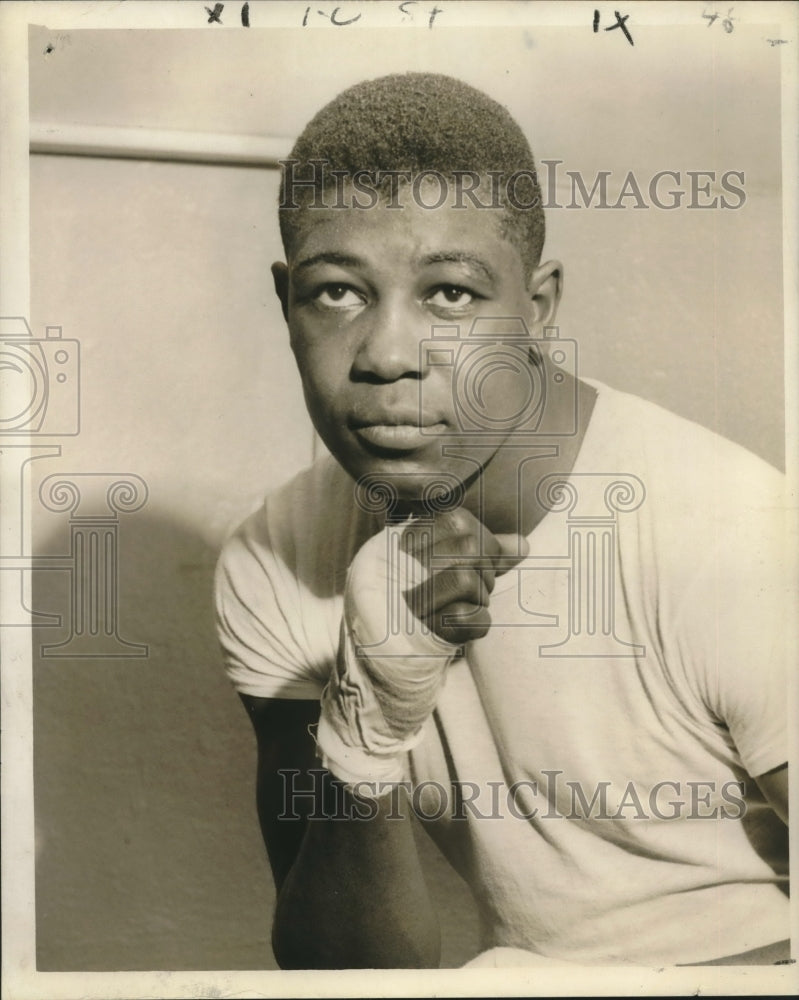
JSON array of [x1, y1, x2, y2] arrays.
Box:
[[314, 284, 365, 309], [426, 286, 476, 309]]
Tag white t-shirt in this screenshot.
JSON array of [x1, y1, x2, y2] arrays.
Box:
[[215, 381, 790, 965]]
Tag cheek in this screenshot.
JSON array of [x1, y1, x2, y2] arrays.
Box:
[[452, 343, 541, 427], [290, 328, 350, 413]]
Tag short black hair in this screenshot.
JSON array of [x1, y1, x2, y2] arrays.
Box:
[[278, 72, 545, 274]]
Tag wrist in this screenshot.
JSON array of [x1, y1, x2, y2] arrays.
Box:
[[315, 695, 422, 794]]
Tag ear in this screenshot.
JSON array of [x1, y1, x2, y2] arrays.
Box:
[[271, 261, 290, 323], [526, 259, 563, 330]]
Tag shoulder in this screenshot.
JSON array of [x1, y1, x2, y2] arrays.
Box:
[[214, 455, 374, 698], [584, 379, 785, 509], [581, 380, 787, 602], [215, 451, 381, 625], [218, 453, 365, 581], [585, 384, 789, 737]]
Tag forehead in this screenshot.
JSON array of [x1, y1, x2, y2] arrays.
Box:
[[286, 193, 523, 278], [289, 201, 523, 275]]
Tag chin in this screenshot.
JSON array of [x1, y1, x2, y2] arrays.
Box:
[[343, 456, 469, 519]]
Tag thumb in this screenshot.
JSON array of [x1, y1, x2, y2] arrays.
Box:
[[492, 533, 530, 576]]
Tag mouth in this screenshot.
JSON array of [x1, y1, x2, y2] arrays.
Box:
[[352, 419, 447, 453]]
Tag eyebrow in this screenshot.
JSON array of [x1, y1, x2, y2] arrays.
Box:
[[415, 252, 497, 282], [293, 251, 365, 273], [292, 249, 498, 282]]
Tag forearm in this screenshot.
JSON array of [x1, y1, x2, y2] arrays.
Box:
[[272, 781, 440, 969], [258, 508, 517, 969]]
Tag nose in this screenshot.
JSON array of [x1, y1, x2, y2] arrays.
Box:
[[351, 294, 426, 382]]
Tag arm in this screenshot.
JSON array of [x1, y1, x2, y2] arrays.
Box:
[[242, 693, 441, 969], [754, 761, 789, 825], [239, 509, 525, 969]]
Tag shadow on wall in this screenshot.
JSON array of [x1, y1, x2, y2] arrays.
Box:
[[32, 511, 276, 971], [31, 509, 479, 971]]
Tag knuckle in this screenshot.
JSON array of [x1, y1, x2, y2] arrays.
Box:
[[435, 507, 473, 539], [402, 582, 424, 619], [439, 602, 491, 642], [401, 524, 431, 560], [484, 531, 501, 557], [453, 531, 480, 557], [433, 526, 481, 563], [447, 507, 473, 530], [469, 622, 491, 640], [451, 566, 477, 596]]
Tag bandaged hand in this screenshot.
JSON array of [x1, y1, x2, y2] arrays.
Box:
[[316, 508, 528, 794]]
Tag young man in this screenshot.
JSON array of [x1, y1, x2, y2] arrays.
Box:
[[215, 73, 790, 968]]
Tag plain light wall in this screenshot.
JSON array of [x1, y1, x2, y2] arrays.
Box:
[[27, 23, 785, 971]]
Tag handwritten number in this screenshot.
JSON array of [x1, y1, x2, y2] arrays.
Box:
[[330, 7, 362, 26], [703, 7, 735, 33], [594, 9, 634, 46], [605, 10, 633, 46], [200, 2, 445, 29]]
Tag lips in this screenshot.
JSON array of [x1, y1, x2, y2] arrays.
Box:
[[354, 422, 446, 451], [350, 411, 446, 452]]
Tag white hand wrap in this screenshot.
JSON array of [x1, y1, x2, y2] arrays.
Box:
[[316, 520, 460, 795]]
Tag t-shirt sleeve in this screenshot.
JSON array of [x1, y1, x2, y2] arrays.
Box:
[[214, 503, 329, 701], [674, 461, 790, 778]]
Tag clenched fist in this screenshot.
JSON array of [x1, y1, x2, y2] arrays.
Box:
[[400, 507, 528, 646], [315, 507, 528, 793]]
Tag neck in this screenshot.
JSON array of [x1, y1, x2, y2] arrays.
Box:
[[462, 372, 596, 536]]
